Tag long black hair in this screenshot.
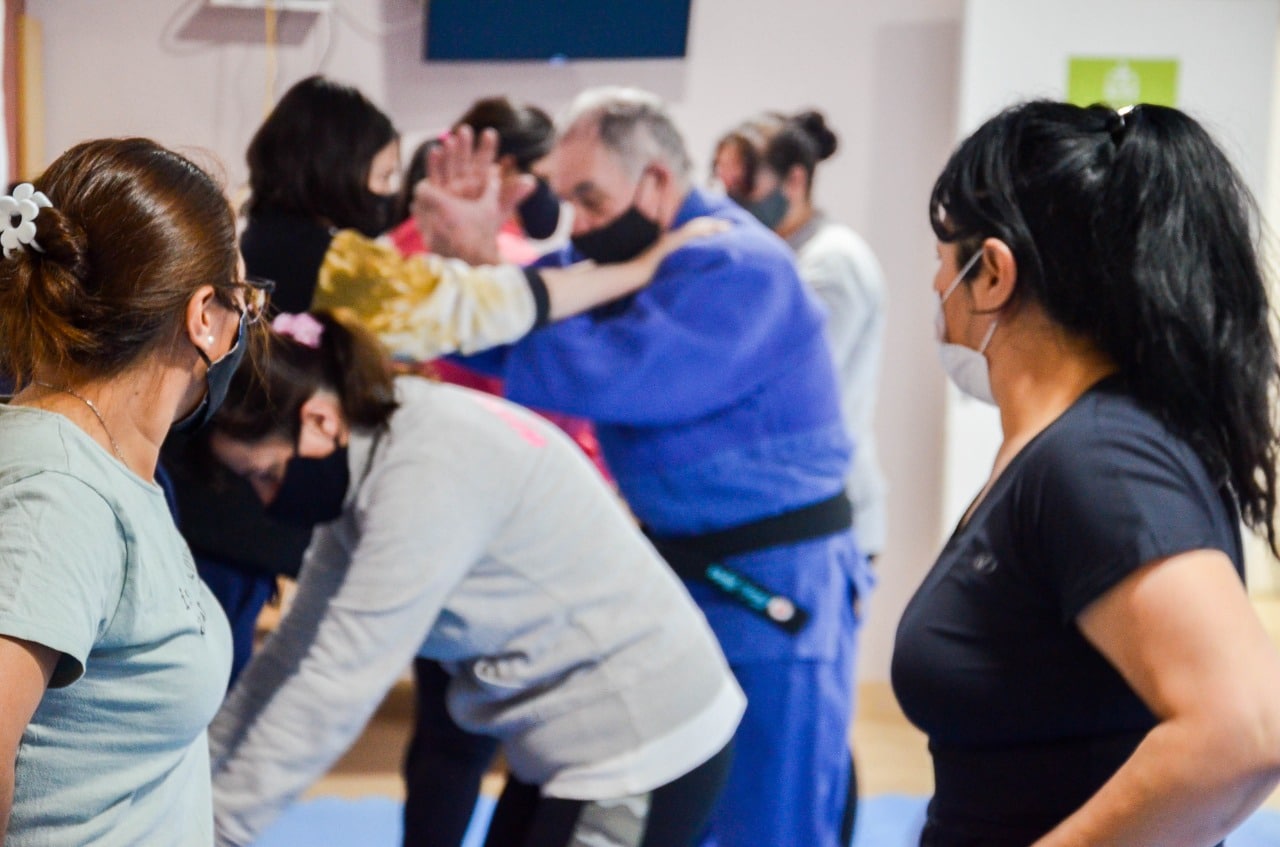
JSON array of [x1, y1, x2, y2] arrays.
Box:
[[245, 75, 397, 231], [930, 100, 1280, 549]]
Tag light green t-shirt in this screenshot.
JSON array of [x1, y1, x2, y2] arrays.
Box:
[[0, 405, 232, 846]]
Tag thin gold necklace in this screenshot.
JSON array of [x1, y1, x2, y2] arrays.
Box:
[[31, 380, 126, 463]]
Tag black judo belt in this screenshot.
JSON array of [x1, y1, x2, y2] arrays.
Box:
[[645, 492, 852, 636]]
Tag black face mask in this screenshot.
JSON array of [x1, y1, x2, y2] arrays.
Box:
[[570, 172, 661, 264], [353, 190, 398, 239], [517, 177, 562, 240], [571, 206, 661, 265], [172, 312, 248, 434], [265, 444, 351, 528]]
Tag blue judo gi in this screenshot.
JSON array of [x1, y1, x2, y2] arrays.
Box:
[[459, 188, 873, 847]]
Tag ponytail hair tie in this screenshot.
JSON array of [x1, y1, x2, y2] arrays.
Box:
[[272, 312, 325, 348], [1109, 104, 1137, 146]]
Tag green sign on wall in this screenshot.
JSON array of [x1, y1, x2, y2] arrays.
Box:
[[1066, 57, 1180, 108]]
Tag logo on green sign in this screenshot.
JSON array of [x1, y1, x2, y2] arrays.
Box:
[[1067, 58, 1179, 108]]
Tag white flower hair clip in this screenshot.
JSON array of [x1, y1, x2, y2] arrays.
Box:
[[272, 312, 325, 349], [0, 183, 53, 259]]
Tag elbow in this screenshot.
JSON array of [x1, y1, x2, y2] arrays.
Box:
[[1247, 705, 1280, 784], [1204, 695, 1280, 789]]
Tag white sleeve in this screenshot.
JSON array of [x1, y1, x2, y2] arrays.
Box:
[[207, 449, 505, 847], [310, 230, 540, 361], [802, 248, 882, 368]]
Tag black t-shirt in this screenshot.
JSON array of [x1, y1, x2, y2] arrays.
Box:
[[892, 378, 1241, 846], [239, 208, 335, 314]]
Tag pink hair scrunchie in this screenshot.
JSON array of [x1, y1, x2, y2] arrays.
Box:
[[272, 312, 325, 349]]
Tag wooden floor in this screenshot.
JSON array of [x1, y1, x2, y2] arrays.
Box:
[[309, 596, 1280, 811]]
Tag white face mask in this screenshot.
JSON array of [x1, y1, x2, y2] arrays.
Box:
[[935, 249, 998, 405]]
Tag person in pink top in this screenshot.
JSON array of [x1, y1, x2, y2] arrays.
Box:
[[391, 152, 541, 266], [390, 98, 555, 264]]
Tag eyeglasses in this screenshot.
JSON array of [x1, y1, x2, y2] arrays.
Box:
[[223, 276, 275, 325]]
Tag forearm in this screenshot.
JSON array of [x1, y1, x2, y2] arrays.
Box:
[[211, 499, 476, 846], [210, 562, 411, 846], [1033, 715, 1280, 847], [540, 258, 654, 322], [540, 216, 729, 321], [212, 665, 392, 846]]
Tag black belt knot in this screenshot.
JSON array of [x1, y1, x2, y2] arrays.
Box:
[[644, 492, 852, 635]]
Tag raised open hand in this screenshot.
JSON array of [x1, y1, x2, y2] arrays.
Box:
[[412, 127, 535, 265], [427, 125, 492, 201]]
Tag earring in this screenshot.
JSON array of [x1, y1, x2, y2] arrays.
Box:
[[207, 335, 216, 344]]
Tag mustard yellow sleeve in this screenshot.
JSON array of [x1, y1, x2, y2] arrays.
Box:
[[311, 230, 538, 360]]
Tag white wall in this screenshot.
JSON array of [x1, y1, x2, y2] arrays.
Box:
[[27, 0, 970, 681]]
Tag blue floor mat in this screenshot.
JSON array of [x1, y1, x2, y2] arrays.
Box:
[[252, 792, 1280, 846], [253, 795, 496, 847]]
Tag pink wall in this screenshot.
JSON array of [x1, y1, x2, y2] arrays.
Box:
[[26, 0, 967, 681]]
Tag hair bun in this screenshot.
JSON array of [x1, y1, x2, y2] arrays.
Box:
[[0, 197, 97, 375], [0, 193, 90, 292], [27, 203, 90, 281], [22, 203, 95, 321], [792, 110, 838, 161]]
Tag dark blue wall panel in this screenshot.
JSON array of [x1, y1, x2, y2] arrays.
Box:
[[424, 0, 692, 62]]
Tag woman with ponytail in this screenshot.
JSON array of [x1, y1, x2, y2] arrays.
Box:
[[892, 100, 1280, 846], [714, 111, 889, 564], [204, 311, 742, 847], [0, 139, 259, 844]]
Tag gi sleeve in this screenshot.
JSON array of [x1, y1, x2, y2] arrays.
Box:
[[311, 230, 547, 361], [498, 240, 810, 425], [799, 240, 884, 373]]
